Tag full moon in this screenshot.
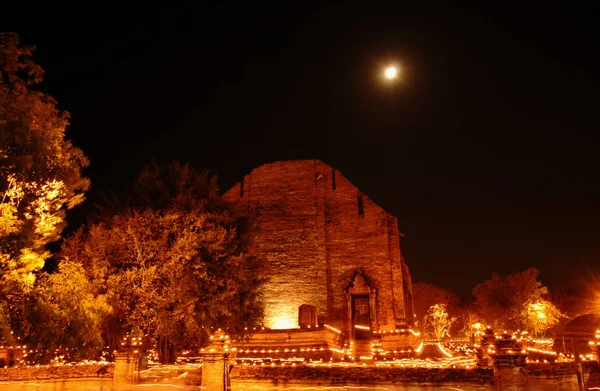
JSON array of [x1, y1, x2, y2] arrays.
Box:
[[384, 65, 398, 80]]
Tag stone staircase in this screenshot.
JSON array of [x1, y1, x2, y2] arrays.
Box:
[[352, 339, 373, 361]]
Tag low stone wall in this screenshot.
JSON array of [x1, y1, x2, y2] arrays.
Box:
[[231, 365, 494, 384], [0, 363, 113, 381], [526, 361, 598, 377], [375, 332, 421, 359], [235, 328, 341, 348], [2, 360, 596, 385], [235, 328, 342, 362]]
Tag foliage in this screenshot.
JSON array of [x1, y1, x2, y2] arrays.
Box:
[[455, 309, 485, 339], [0, 32, 89, 342], [411, 281, 457, 332], [60, 162, 265, 363], [424, 303, 456, 340], [472, 268, 563, 333], [25, 261, 110, 363], [520, 299, 566, 337]]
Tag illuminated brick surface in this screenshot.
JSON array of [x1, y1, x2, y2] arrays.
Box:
[[224, 160, 414, 332]]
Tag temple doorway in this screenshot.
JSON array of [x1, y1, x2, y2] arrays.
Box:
[[346, 271, 377, 341], [352, 295, 371, 340]]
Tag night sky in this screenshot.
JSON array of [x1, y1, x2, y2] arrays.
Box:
[[18, 2, 600, 296]]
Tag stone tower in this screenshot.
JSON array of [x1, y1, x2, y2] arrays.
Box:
[[224, 160, 414, 337]]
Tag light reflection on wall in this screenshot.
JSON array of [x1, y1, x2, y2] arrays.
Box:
[[265, 304, 298, 329]]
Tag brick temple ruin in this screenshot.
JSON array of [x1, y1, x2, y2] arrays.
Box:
[[224, 160, 419, 361]]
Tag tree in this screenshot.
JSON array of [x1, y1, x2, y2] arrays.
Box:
[[24, 261, 110, 363], [472, 268, 563, 333], [455, 308, 485, 339], [411, 281, 457, 332], [0, 32, 89, 342], [521, 299, 566, 337], [60, 162, 265, 363], [424, 303, 456, 340]]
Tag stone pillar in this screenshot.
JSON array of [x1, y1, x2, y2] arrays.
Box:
[[299, 304, 318, 328], [475, 328, 496, 368], [493, 367, 529, 391], [491, 333, 529, 391], [202, 329, 233, 391], [571, 337, 586, 391], [113, 351, 147, 385]]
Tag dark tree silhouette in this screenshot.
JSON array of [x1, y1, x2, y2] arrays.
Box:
[[61, 162, 266, 363]]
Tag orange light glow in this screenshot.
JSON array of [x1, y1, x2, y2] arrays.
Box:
[[266, 304, 298, 329], [384, 65, 398, 80]]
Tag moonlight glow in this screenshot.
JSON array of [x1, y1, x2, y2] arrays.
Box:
[[384, 65, 399, 80]]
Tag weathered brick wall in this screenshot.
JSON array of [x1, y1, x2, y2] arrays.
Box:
[[525, 361, 598, 376], [231, 365, 494, 384], [0, 363, 113, 380], [224, 160, 414, 332], [234, 328, 340, 348], [225, 161, 328, 329]]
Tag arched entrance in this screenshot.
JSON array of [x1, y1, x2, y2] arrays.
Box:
[[345, 272, 377, 341]]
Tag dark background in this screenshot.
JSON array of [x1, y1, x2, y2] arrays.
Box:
[[18, 2, 600, 296]]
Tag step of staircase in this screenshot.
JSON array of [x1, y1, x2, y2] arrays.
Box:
[[352, 339, 373, 361]]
